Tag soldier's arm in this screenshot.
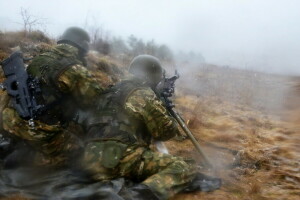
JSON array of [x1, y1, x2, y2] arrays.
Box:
[[55, 64, 105, 107], [124, 88, 180, 141]]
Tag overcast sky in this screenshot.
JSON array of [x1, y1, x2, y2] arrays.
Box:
[[1, 0, 300, 75]]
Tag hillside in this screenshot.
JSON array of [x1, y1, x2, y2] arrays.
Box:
[[164, 63, 299, 200], [0, 31, 299, 200]]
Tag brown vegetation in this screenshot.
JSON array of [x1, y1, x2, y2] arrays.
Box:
[[167, 66, 300, 200], [0, 30, 299, 200], [0, 30, 52, 62]]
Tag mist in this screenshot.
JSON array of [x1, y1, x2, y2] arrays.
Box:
[[1, 0, 300, 75]]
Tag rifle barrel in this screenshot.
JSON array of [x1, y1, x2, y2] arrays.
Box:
[[169, 109, 213, 168]]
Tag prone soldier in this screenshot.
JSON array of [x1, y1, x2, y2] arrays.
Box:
[[81, 55, 221, 200], [1, 27, 106, 167]]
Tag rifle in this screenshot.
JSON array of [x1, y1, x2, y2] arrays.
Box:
[[0, 51, 43, 121], [157, 70, 213, 168]]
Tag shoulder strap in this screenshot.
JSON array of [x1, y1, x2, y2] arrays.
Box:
[[51, 57, 78, 83], [111, 79, 147, 107], [28, 45, 82, 86]]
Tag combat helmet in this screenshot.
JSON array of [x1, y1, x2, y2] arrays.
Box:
[[129, 55, 163, 87], [57, 27, 90, 55]]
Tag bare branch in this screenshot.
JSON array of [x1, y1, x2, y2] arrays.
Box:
[[19, 7, 48, 36]]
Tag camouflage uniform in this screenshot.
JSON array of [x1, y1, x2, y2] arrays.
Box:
[[2, 43, 105, 166], [82, 78, 198, 200]]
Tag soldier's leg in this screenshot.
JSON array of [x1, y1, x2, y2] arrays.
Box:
[[119, 149, 198, 200], [2, 107, 82, 167], [83, 143, 198, 199]]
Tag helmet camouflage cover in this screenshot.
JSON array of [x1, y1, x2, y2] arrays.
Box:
[[128, 55, 163, 87], [57, 27, 90, 55]]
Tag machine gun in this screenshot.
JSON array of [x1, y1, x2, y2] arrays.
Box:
[[0, 51, 43, 121], [156, 70, 179, 109], [157, 70, 213, 168]]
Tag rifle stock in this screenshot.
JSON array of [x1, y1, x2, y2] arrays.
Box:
[[0, 51, 43, 120]]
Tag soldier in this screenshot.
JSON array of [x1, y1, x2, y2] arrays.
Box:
[[81, 55, 220, 200], [1, 27, 106, 167]]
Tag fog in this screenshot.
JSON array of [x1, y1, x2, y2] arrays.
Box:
[[1, 0, 300, 75]]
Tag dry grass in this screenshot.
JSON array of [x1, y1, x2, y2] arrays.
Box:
[[86, 52, 126, 88], [0, 31, 51, 54], [1, 31, 300, 200], [167, 70, 300, 199]]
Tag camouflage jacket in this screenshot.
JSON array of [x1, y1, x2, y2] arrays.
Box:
[[85, 78, 180, 146], [26, 43, 105, 123], [2, 44, 105, 166]]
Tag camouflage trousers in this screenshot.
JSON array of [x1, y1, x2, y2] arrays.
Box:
[[83, 141, 198, 200], [2, 107, 82, 167]]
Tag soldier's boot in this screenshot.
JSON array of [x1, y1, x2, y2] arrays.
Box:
[[183, 173, 222, 192], [123, 184, 160, 200]]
